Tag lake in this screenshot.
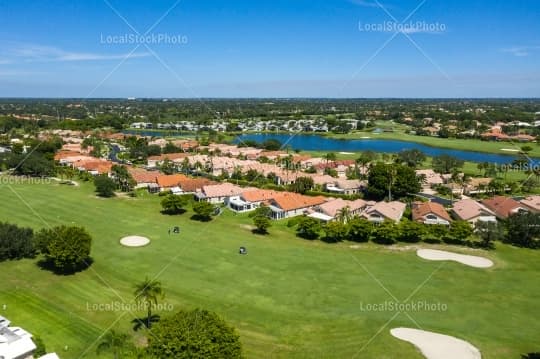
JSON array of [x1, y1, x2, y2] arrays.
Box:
[[234, 133, 531, 165]]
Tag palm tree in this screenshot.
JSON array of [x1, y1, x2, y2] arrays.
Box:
[[96, 330, 130, 359], [336, 206, 352, 223], [134, 277, 164, 329]]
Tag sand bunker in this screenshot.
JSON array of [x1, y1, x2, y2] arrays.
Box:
[[417, 249, 493, 268], [120, 236, 150, 247], [391, 328, 481, 359], [339, 152, 354, 155], [500, 148, 519, 152]]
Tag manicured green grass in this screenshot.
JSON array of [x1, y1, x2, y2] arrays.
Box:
[[0, 179, 539, 358], [328, 131, 540, 157]]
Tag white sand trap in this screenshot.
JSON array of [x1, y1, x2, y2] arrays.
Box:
[[500, 148, 519, 152], [339, 152, 354, 155], [120, 236, 150, 247], [417, 249, 493, 268], [360, 136, 371, 139], [391, 328, 481, 359]]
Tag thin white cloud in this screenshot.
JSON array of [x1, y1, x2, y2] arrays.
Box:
[[349, 0, 384, 8], [501, 46, 540, 57], [4, 43, 150, 62]]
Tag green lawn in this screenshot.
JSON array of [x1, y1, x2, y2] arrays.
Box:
[[328, 131, 540, 157], [0, 179, 539, 358]]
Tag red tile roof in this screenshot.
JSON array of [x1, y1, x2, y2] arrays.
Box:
[[481, 196, 523, 219], [270, 192, 327, 212], [412, 201, 452, 222], [156, 174, 189, 188]]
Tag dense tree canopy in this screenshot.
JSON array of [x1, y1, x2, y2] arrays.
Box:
[[94, 175, 116, 197], [147, 309, 242, 359], [34, 225, 92, 273], [0, 222, 35, 261]]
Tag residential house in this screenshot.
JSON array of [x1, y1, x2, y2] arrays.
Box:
[[481, 196, 527, 219], [177, 178, 217, 194], [155, 174, 189, 193], [520, 195, 540, 213], [415, 169, 443, 190], [195, 183, 245, 204], [127, 167, 160, 189], [412, 201, 452, 225], [325, 179, 366, 195], [451, 199, 497, 225], [147, 153, 188, 168], [0, 315, 44, 359], [309, 198, 368, 222], [267, 192, 327, 219], [464, 178, 493, 195], [361, 201, 407, 223], [228, 189, 281, 212]]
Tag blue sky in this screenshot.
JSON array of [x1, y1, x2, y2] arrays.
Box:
[[0, 0, 538, 97]]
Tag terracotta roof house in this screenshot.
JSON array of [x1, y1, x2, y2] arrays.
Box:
[[195, 183, 245, 204], [412, 201, 452, 225], [481, 196, 527, 219], [177, 178, 216, 193], [361, 201, 407, 223], [311, 198, 367, 221], [451, 199, 497, 225], [75, 159, 113, 175], [267, 192, 327, 219], [228, 189, 281, 212], [155, 174, 189, 191], [127, 167, 160, 188], [520, 195, 540, 213]]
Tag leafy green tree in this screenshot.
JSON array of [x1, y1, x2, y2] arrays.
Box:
[[252, 215, 271, 234], [426, 224, 449, 242], [371, 221, 399, 245], [505, 211, 540, 248], [347, 218, 372, 242], [394, 165, 422, 198], [250, 206, 272, 234], [0, 222, 35, 261], [94, 175, 116, 197], [7, 152, 55, 177], [147, 309, 242, 359], [447, 220, 474, 243], [134, 277, 164, 329], [397, 149, 426, 167], [111, 165, 135, 192], [34, 226, 92, 273], [96, 330, 131, 359], [398, 220, 426, 243], [147, 144, 162, 157], [161, 194, 188, 215], [192, 201, 215, 221], [323, 221, 347, 242], [367, 163, 421, 200], [161, 158, 176, 175], [33, 336, 47, 357], [296, 216, 321, 240], [289, 176, 314, 194], [475, 221, 502, 249], [432, 154, 464, 174]]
